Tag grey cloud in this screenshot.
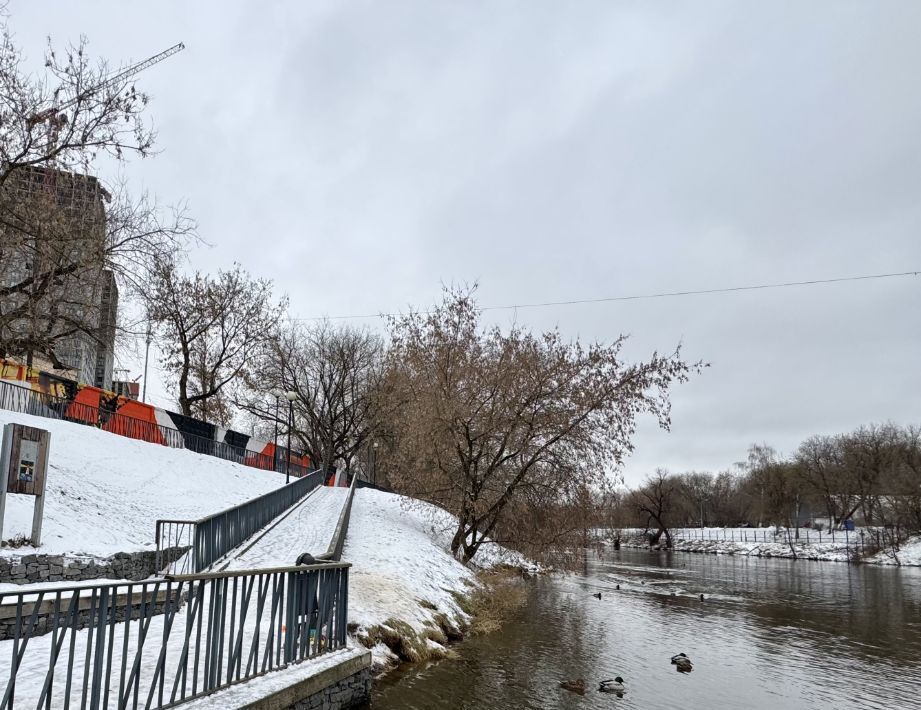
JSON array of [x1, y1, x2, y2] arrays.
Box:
[[8, 0, 920, 483]]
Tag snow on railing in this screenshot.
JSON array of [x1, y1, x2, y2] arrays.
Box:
[[156, 469, 324, 574], [0, 562, 350, 710]]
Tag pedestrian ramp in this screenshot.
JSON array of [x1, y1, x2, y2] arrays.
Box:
[[222, 485, 351, 571]]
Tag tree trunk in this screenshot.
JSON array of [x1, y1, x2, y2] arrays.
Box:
[[450, 524, 465, 558]]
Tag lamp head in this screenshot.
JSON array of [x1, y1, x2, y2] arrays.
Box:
[[285, 391, 297, 402]]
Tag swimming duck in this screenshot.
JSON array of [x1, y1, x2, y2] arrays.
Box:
[[559, 678, 586, 695], [592, 592, 602, 599], [598, 677, 625, 695], [671, 653, 693, 672]]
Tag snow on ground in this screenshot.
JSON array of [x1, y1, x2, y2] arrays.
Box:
[[223, 485, 349, 570], [0, 409, 287, 558], [620, 527, 921, 566], [868, 536, 921, 566], [343, 488, 531, 667]]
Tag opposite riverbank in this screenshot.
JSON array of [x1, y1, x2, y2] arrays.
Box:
[[619, 528, 921, 566]]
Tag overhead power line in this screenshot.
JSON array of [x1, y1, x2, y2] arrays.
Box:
[[293, 270, 920, 322]]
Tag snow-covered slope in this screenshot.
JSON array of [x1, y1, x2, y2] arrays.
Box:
[[0, 410, 287, 558], [343, 488, 529, 666]]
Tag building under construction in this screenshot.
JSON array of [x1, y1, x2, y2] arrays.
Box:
[[0, 165, 119, 391]]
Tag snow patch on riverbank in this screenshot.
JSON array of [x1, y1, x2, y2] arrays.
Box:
[[344, 488, 533, 669], [621, 530, 921, 566], [867, 536, 921, 566]]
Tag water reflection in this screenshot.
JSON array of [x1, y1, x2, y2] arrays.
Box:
[[372, 548, 921, 709]]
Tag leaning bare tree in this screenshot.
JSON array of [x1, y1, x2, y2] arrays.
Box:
[[382, 286, 701, 564], [236, 320, 384, 473], [148, 260, 283, 424], [632, 469, 680, 547], [0, 23, 194, 371]]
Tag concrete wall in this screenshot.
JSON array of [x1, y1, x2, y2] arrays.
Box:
[[237, 650, 372, 710], [0, 545, 188, 585]]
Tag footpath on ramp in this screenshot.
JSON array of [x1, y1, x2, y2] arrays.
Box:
[[222, 484, 351, 570]]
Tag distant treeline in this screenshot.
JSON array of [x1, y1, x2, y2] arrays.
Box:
[[613, 423, 921, 548]]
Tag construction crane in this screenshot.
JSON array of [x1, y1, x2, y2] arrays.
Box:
[[28, 42, 185, 127]]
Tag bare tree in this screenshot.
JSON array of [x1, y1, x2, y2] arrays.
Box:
[[381, 286, 701, 563], [632, 469, 680, 547], [236, 320, 384, 472], [0, 24, 194, 371], [676, 471, 714, 527], [148, 260, 283, 423], [795, 434, 854, 528], [839, 423, 902, 525]]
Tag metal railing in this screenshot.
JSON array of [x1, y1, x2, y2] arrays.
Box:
[[0, 562, 349, 710], [318, 475, 359, 563], [156, 470, 324, 575], [0, 380, 310, 478]]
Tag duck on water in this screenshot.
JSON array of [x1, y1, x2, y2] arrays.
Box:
[[599, 677, 626, 695]]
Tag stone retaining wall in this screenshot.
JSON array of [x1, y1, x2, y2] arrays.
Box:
[[287, 667, 370, 710], [220, 650, 372, 710], [0, 546, 189, 585]]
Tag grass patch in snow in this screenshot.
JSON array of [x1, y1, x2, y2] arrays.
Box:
[[359, 618, 430, 663], [355, 568, 527, 672], [344, 488, 536, 673]]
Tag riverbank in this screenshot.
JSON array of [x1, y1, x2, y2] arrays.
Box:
[[371, 547, 921, 710], [343, 488, 536, 672], [620, 530, 921, 566]]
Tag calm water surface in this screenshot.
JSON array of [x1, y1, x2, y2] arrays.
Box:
[[371, 548, 921, 709]]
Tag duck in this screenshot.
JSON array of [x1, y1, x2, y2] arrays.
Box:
[[699, 593, 705, 601], [616, 584, 620, 590], [598, 677, 625, 695], [592, 592, 602, 599], [671, 653, 693, 673], [559, 678, 586, 695]]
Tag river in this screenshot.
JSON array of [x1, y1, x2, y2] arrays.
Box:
[[371, 548, 921, 709]]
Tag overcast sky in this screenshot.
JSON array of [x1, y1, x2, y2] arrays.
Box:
[[8, 1, 920, 485]]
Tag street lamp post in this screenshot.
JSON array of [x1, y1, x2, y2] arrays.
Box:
[[284, 391, 297, 484], [271, 391, 281, 473], [372, 440, 379, 485]]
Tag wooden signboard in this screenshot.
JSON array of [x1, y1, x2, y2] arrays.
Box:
[[0, 423, 51, 546], [5, 425, 49, 496]]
